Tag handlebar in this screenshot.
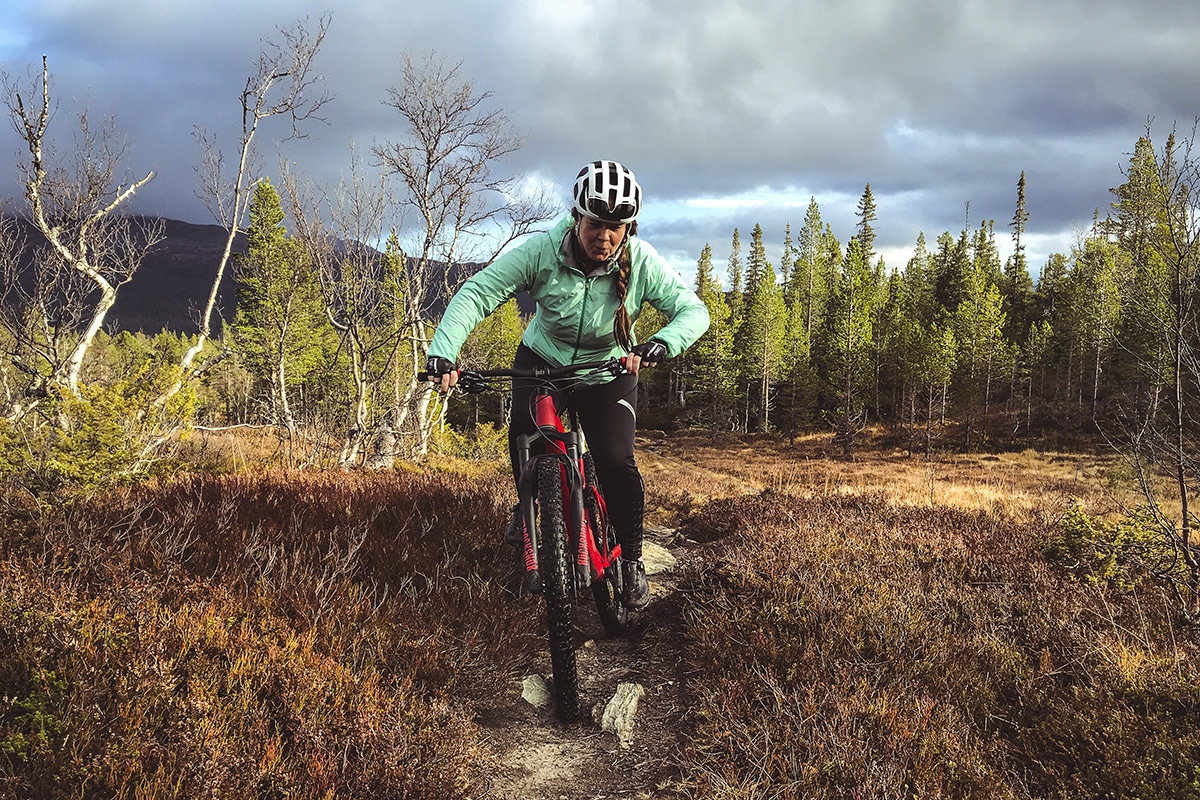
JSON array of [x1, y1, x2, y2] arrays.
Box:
[[418, 358, 627, 394]]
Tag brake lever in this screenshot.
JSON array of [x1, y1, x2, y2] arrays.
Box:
[[456, 371, 488, 394]]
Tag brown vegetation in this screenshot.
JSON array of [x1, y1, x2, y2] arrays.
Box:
[[1, 431, 1197, 798], [653, 433, 1200, 799], [0, 465, 530, 798]]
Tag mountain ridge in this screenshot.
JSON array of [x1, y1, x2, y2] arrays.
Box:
[[6, 216, 503, 335]]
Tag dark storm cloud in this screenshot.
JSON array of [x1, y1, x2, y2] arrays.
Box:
[[2, 0, 1197, 277]]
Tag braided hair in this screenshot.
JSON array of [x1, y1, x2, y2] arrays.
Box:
[[612, 221, 638, 351], [571, 210, 639, 351]]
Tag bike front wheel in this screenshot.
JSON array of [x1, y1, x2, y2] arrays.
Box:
[[537, 457, 580, 721]]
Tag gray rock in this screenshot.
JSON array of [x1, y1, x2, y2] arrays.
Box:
[[641, 541, 677, 575], [521, 674, 552, 709], [593, 682, 645, 749]]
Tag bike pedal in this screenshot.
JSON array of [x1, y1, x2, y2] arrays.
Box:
[[575, 564, 592, 589], [524, 569, 542, 595]]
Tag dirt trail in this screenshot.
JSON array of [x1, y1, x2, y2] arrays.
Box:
[[472, 526, 702, 800]]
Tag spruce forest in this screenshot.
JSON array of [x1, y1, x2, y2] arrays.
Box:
[[3, 17, 1200, 800]]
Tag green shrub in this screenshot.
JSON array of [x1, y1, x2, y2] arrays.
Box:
[[0, 668, 67, 763], [1046, 500, 1182, 590], [428, 422, 509, 462], [0, 369, 195, 494]]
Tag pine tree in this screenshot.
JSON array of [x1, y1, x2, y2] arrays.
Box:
[[822, 236, 877, 457], [972, 220, 1003, 288], [1029, 251, 1072, 404], [1108, 135, 1172, 393], [744, 223, 769, 298], [1021, 318, 1054, 429], [726, 228, 744, 321], [737, 225, 787, 431], [875, 271, 907, 426], [1002, 173, 1036, 348], [230, 178, 331, 437], [633, 302, 672, 409], [952, 253, 1009, 446], [856, 183, 878, 264], [690, 244, 736, 430], [458, 298, 525, 427], [725, 228, 747, 429], [855, 184, 889, 419], [779, 224, 795, 300], [1064, 234, 1124, 418], [890, 237, 956, 455], [1108, 136, 1164, 274], [792, 199, 839, 355], [778, 223, 817, 435], [933, 230, 970, 312]]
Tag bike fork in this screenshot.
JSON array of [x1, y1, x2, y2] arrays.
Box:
[[560, 439, 592, 591], [519, 496, 539, 576], [570, 463, 591, 590], [515, 437, 542, 588], [516, 429, 591, 594]]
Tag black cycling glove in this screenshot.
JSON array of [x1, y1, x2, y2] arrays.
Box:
[[630, 339, 668, 363], [425, 356, 457, 378]]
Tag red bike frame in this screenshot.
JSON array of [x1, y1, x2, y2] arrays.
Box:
[[423, 358, 630, 720], [528, 391, 621, 589]]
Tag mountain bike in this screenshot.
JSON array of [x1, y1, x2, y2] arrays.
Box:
[[422, 358, 632, 721]]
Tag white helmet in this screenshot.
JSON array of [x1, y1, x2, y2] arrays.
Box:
[[572, 160, 642, 224]]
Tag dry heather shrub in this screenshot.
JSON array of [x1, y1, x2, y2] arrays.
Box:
[[673, 492, 1200, 800], [0, 467, 534, 799], [0, 574, 479, 798]]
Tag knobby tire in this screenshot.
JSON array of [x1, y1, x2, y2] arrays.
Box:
[[537, 457, 580, 721]]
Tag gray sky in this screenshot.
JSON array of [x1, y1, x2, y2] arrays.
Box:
[[2, 0, 1197, 283]]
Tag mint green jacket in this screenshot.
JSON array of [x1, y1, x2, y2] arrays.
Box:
[[428, 216, 710, 377]]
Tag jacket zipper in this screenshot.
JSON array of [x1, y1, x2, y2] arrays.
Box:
[[571, 275, 594, 363]]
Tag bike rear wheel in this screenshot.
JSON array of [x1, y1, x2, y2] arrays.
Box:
[[537, 457, 580, 721], [583, 453, 629, 636]]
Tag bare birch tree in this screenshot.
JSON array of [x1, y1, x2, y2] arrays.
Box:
[[1, 57, 161, 420], [371, 51, 557, 457], [1106, 122, 1200, 619], [283, 152, 408, 468], [151, 14, 331, 420]]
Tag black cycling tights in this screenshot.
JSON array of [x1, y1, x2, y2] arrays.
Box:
[[508, 344, 645, 561]]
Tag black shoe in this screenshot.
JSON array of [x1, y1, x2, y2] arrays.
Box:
[[621, 558, 649, 610], [504, 504, 523, 546]]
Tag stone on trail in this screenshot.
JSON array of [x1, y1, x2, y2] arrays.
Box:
[[593, 682, 645, 749], [641, 541, 676, 575], [521, 674, 552, 709]]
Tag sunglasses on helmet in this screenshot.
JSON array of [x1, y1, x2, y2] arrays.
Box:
[[585, 197, 636, 222]]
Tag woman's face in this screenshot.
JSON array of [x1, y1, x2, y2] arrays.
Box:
[[575, 216, 627, 263]]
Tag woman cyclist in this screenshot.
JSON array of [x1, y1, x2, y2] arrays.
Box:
[[425, 159, 709, 609]]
